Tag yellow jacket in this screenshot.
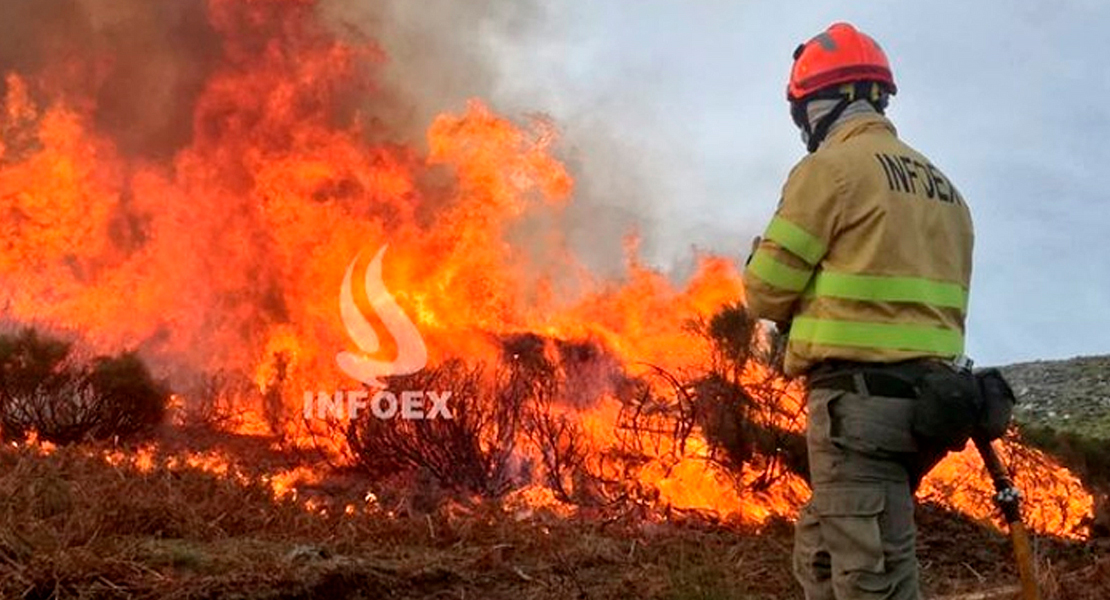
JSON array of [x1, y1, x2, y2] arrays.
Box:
[[743, 114, 974, 377]]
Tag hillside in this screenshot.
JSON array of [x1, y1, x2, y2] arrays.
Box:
[[1002, 355, 1110, 439], [1000, 355, 1110, 507]]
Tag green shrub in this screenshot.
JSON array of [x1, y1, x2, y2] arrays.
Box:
[[689, 304, 806, 481], [85, 352, 169, 439]]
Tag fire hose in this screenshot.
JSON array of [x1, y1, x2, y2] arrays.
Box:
[[972, 435, 1040, 600]]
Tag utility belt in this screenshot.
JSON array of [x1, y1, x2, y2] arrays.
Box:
[[808, 358, 1016, 451], [808, 360, 930, 399]]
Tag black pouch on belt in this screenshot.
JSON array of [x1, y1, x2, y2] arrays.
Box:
[[973, 368, 1016, 441], [911, 366, 982, 451]]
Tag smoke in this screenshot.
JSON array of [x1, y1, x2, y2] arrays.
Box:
[[319, 0, 548, 142], [0, 0, 551, 159], [318, 0, 657, 279], [0, 0, 220, 158]]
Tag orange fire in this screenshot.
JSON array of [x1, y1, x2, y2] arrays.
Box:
[[0, 0, 1092, 538]]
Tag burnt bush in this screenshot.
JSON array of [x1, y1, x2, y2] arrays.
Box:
[[500, 333, 598, 503], [346, 359, 531, 498], [345, 334, 613, 502], [0, 328, 168, 444], [172, 370, 254, 430], [522, 371, 595, 503]]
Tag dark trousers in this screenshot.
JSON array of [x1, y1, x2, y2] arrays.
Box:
[[793, 379, 948, 600]]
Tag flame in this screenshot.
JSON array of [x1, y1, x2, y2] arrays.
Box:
[[0, 0, 1093, 537], [921, 440, 1093, 538]]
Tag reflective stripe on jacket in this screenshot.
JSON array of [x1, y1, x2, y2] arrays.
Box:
[[743, 114, 974, 377]]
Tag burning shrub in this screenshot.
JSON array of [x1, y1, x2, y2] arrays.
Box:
[[697, 305, 805, 480], [0, 328, 168, 444], [172, 371, 255, 431], [505, 333, 597, 504], [614, 374, 694, 468], [630, 303, 805, 485], [523, 394, 591, 504], [346, 359, 529, 498], [1018, 424, 1110, 491], [345, 333, 619, 504]]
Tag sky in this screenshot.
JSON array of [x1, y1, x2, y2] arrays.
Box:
[[405, 1, 1110, 367]]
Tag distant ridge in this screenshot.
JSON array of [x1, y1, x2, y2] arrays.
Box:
[[1001, 355, 1110, 438]]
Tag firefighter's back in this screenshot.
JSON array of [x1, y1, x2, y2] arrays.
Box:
[[783, 114, 974, 373]]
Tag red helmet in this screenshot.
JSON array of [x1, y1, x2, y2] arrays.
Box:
[[787, 23, 896, 101]]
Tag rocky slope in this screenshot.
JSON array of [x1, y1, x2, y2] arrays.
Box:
[[1000, 355, 1110, 439]]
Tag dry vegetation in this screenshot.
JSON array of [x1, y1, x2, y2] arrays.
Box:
[[0, 323, 1107, 599], [0, 439, 1105, 600], [0, 329, 167, 445], [0, 438, 803, 600]]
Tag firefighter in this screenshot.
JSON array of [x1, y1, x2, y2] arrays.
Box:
[[743, 23, 975, 600]]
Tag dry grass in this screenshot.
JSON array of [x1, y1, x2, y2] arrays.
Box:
[[0, 439, 801, 600], [0, 435, 1104, 600]]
